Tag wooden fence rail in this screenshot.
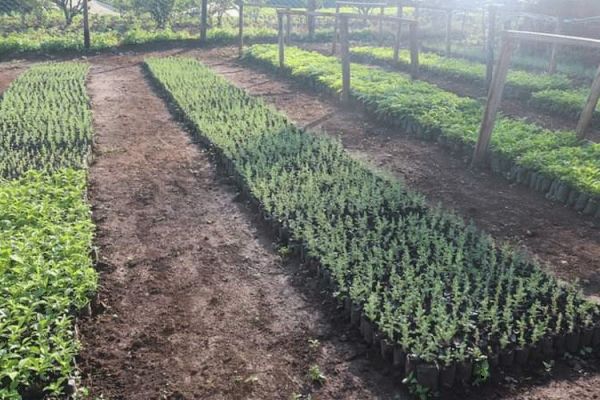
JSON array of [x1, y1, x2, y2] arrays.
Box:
[[473, 30, 600, 166], [276, 9, 419, 103]]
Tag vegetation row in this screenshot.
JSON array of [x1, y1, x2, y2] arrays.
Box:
[[244, 45, 600, 220], [0, 63, 96, 399]]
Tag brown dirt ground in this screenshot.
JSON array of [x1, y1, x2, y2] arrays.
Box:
[[0, 61, 29, 93], [1, 44, 599, 400]]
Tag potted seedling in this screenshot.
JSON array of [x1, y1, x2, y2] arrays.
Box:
[[438, 350, 456, 389], [565, 294, 580, 353], [514, 317, 530, 365], [499, 332, 515, 367]]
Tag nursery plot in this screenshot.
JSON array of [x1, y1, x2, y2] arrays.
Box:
[[193, 47, 600, 300], [342, 46, 600, 133], [0, 62, 92, 179], [244, 45, 600, 219], [299, 42, 600, 141], [145, 55, 600, 392], [350, 46, 572, 98], [0, 62, 96, 399]]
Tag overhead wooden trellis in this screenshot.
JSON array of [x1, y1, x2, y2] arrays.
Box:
[[275, 9, 419, 103], [473, 30, 600, 166]]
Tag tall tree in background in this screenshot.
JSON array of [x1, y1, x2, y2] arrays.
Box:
[[134, 0, 176, 27], [51, 0, 84, 25]]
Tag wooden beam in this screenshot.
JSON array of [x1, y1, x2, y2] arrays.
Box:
[[277, 8, 415, 24], [278, 12, 285, 68], [307, 0, 316, 39], [238, 1, 244, 57], [481, 8, 486, 52], [83, 0, 90, 49], [473, 38, 516, 166], [576, 65, 600, 140], [285, 8, 291, 44], [445, 10, 452, 56], [379, 6, 385, 43], [548, 17, 564, 74], [393, 19, 402, 63], [394, 4, 403, 58], [332, 4, 340, 55], [340, 15, 351, 104], [409, 21, 419, 78], [486, 6, 497, 89], [200, 0, 208, 43], [504, 30, 600, 49], [336, 1, 387, 7]]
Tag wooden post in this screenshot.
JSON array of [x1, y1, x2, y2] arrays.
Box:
[[278, 12, 285, 68], [332, 4, 340, 54], [486, 6, 497, 89], [83, 0, 90, 49], [575, 65, 600, 140], [308, 0, 316, 39], [285, 8, 291, 43], [409, 21, 419, 78], [445, 10, 452, 56], [200, 0, 208, 43], [548, 17, 563, 74], [472, 37, 516, 166], [238, 1, 244, 57], [481, 8, 486, 52], [378, 6, 384, 43], [340, 15, 351, 103], [393, 20, 402, 63]]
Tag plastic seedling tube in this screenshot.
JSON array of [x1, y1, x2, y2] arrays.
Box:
[[380, 338, 393, 361], [344, 297, 352, 320], [350, 303, 362, 327], [457, 360, 473, 385], [556, 183, 570, 204], [440, 363, 456, 388], [542, 336, 555, 359], [405, 354, 419, 377], [514, 347, 529, 365], [360, 316, 373, 344], [575, 193, 590, 212], [554, 334, 567, 355], [566, 331, 581, 353], [567, 189, 579, 207], [581, 328, 594, 348], [372, 329, 383, 347], [500, 348, 515, 367], [592, 326, 600, 349], [393, 345, 406, 371], [583, 199, 598, 216], [416, 363, 440, 392]]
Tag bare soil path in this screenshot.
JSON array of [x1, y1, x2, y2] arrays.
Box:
[[0, 61, 29, 93], [77, 52, 404, 400]]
